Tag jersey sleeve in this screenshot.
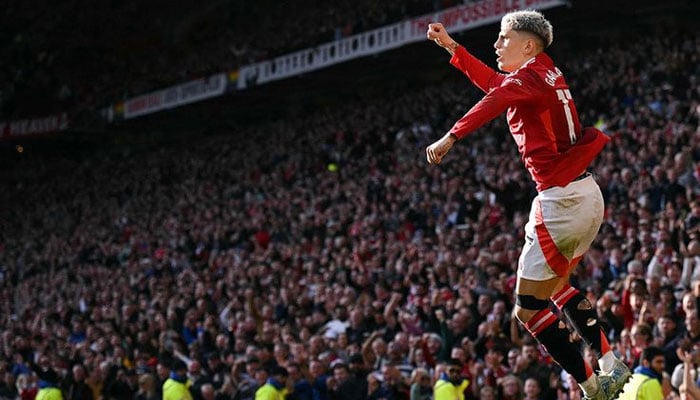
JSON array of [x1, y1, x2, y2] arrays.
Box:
[[450, 46, 505, 93], [448, 70, 541, 139]]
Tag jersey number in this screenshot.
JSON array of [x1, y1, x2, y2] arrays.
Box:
[[556, 89, 577, 144]]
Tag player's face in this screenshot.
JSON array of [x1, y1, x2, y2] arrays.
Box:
[[494, 27, 531, 73]]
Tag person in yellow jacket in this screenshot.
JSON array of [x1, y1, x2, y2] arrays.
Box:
[[35, 386, 63, 400], [163, 360, 193, 400], [433, 359, 469, 400], [618, 346, 664, 400], [255, 366, 289, 400]]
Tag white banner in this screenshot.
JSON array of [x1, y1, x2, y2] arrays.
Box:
[[238, 0, 566, 89], [124, 73, 227, 119], [1, 113, 69, 138]]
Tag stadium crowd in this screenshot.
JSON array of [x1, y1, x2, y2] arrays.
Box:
[[0, 0, 454, 120], [1, 12, 700, 400]]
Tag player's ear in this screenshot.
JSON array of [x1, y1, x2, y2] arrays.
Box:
[[524, 37, 536, 54], [523, 34, 541, 54]]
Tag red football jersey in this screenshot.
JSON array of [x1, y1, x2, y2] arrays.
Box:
[[448, 46, 609, 191]]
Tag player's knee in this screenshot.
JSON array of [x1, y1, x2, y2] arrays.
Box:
[[514, 294, 550, 324], [514, 305, 534, 324]]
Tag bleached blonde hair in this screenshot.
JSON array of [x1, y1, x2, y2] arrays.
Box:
[[501, 10, 553, 48]]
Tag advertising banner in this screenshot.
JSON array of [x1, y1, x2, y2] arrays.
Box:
[[123, 73, 227, 119], [0, 113, 69, 138], [237, 0, 566, 89]]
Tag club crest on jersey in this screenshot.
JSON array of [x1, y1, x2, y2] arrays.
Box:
[[545, 67, 563, 86]]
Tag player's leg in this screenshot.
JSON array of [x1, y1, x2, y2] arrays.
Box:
[[514, 276, 603, 399], [551, 270, 632, 397], [516, 182, 631, 399], [551, 277, 612, 368], [547, 177, 631, 395]]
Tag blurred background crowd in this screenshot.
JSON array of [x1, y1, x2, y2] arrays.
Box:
[[1, 0, 700, 400], [0, 0, 461, 120]]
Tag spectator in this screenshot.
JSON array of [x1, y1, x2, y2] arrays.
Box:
[[188, 360, 211, 400], [135, 373, 158, 400], [522, 377, 543, 400], [255, 366, 288, 400], [164, 361, 192, 400], [433, 359, 468, 400], [408, 368, 431, 400], [62, 364, 93, 400], [498, 374, 523, 400], [618, 346, 665, 400]]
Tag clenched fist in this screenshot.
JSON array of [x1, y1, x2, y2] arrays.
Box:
[[426, 133, 456, 164]]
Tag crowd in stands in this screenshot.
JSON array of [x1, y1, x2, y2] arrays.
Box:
[[1, 11, 700, 400], [0, 0, 457, 120]]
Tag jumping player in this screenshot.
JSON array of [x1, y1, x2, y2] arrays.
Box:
[[425, 10, 631, 400]]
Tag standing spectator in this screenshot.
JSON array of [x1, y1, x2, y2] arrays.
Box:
[[628, 323, 654, 368], [0, 371, 18, 399], [62, 364, 93, 400], [366, 372, 390, 400], [201, 383, 226, 400], [618, 346, 665, 400], [135, 373, 158, 400], [189, 360, 211, 400], [205, 354, 227, 391], [667, 310, 700, 376], [255, 366, 288, 400], [285, 362, 312, 400], [16, 373, 38, 400], [498, 374, 523, 400], [329, 362, 365, 400], [522, 377, 543, 400], [677, 347, 700, 400], [381, 365, 410, 400], [232, 357, 262, 400], [308, 359, 330, 400], [514, 342, 550, 393], [408, 368, 431, 400], [164, 361, 193, 400], [433, 360, 468, 400], [347, 353, 369, 397], [31, 356, 63, 400], [155, 360, 172, 399], [479, 386, 497, 400]]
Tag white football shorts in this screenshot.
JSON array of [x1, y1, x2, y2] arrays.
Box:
[[518, 173, 604, 281]]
